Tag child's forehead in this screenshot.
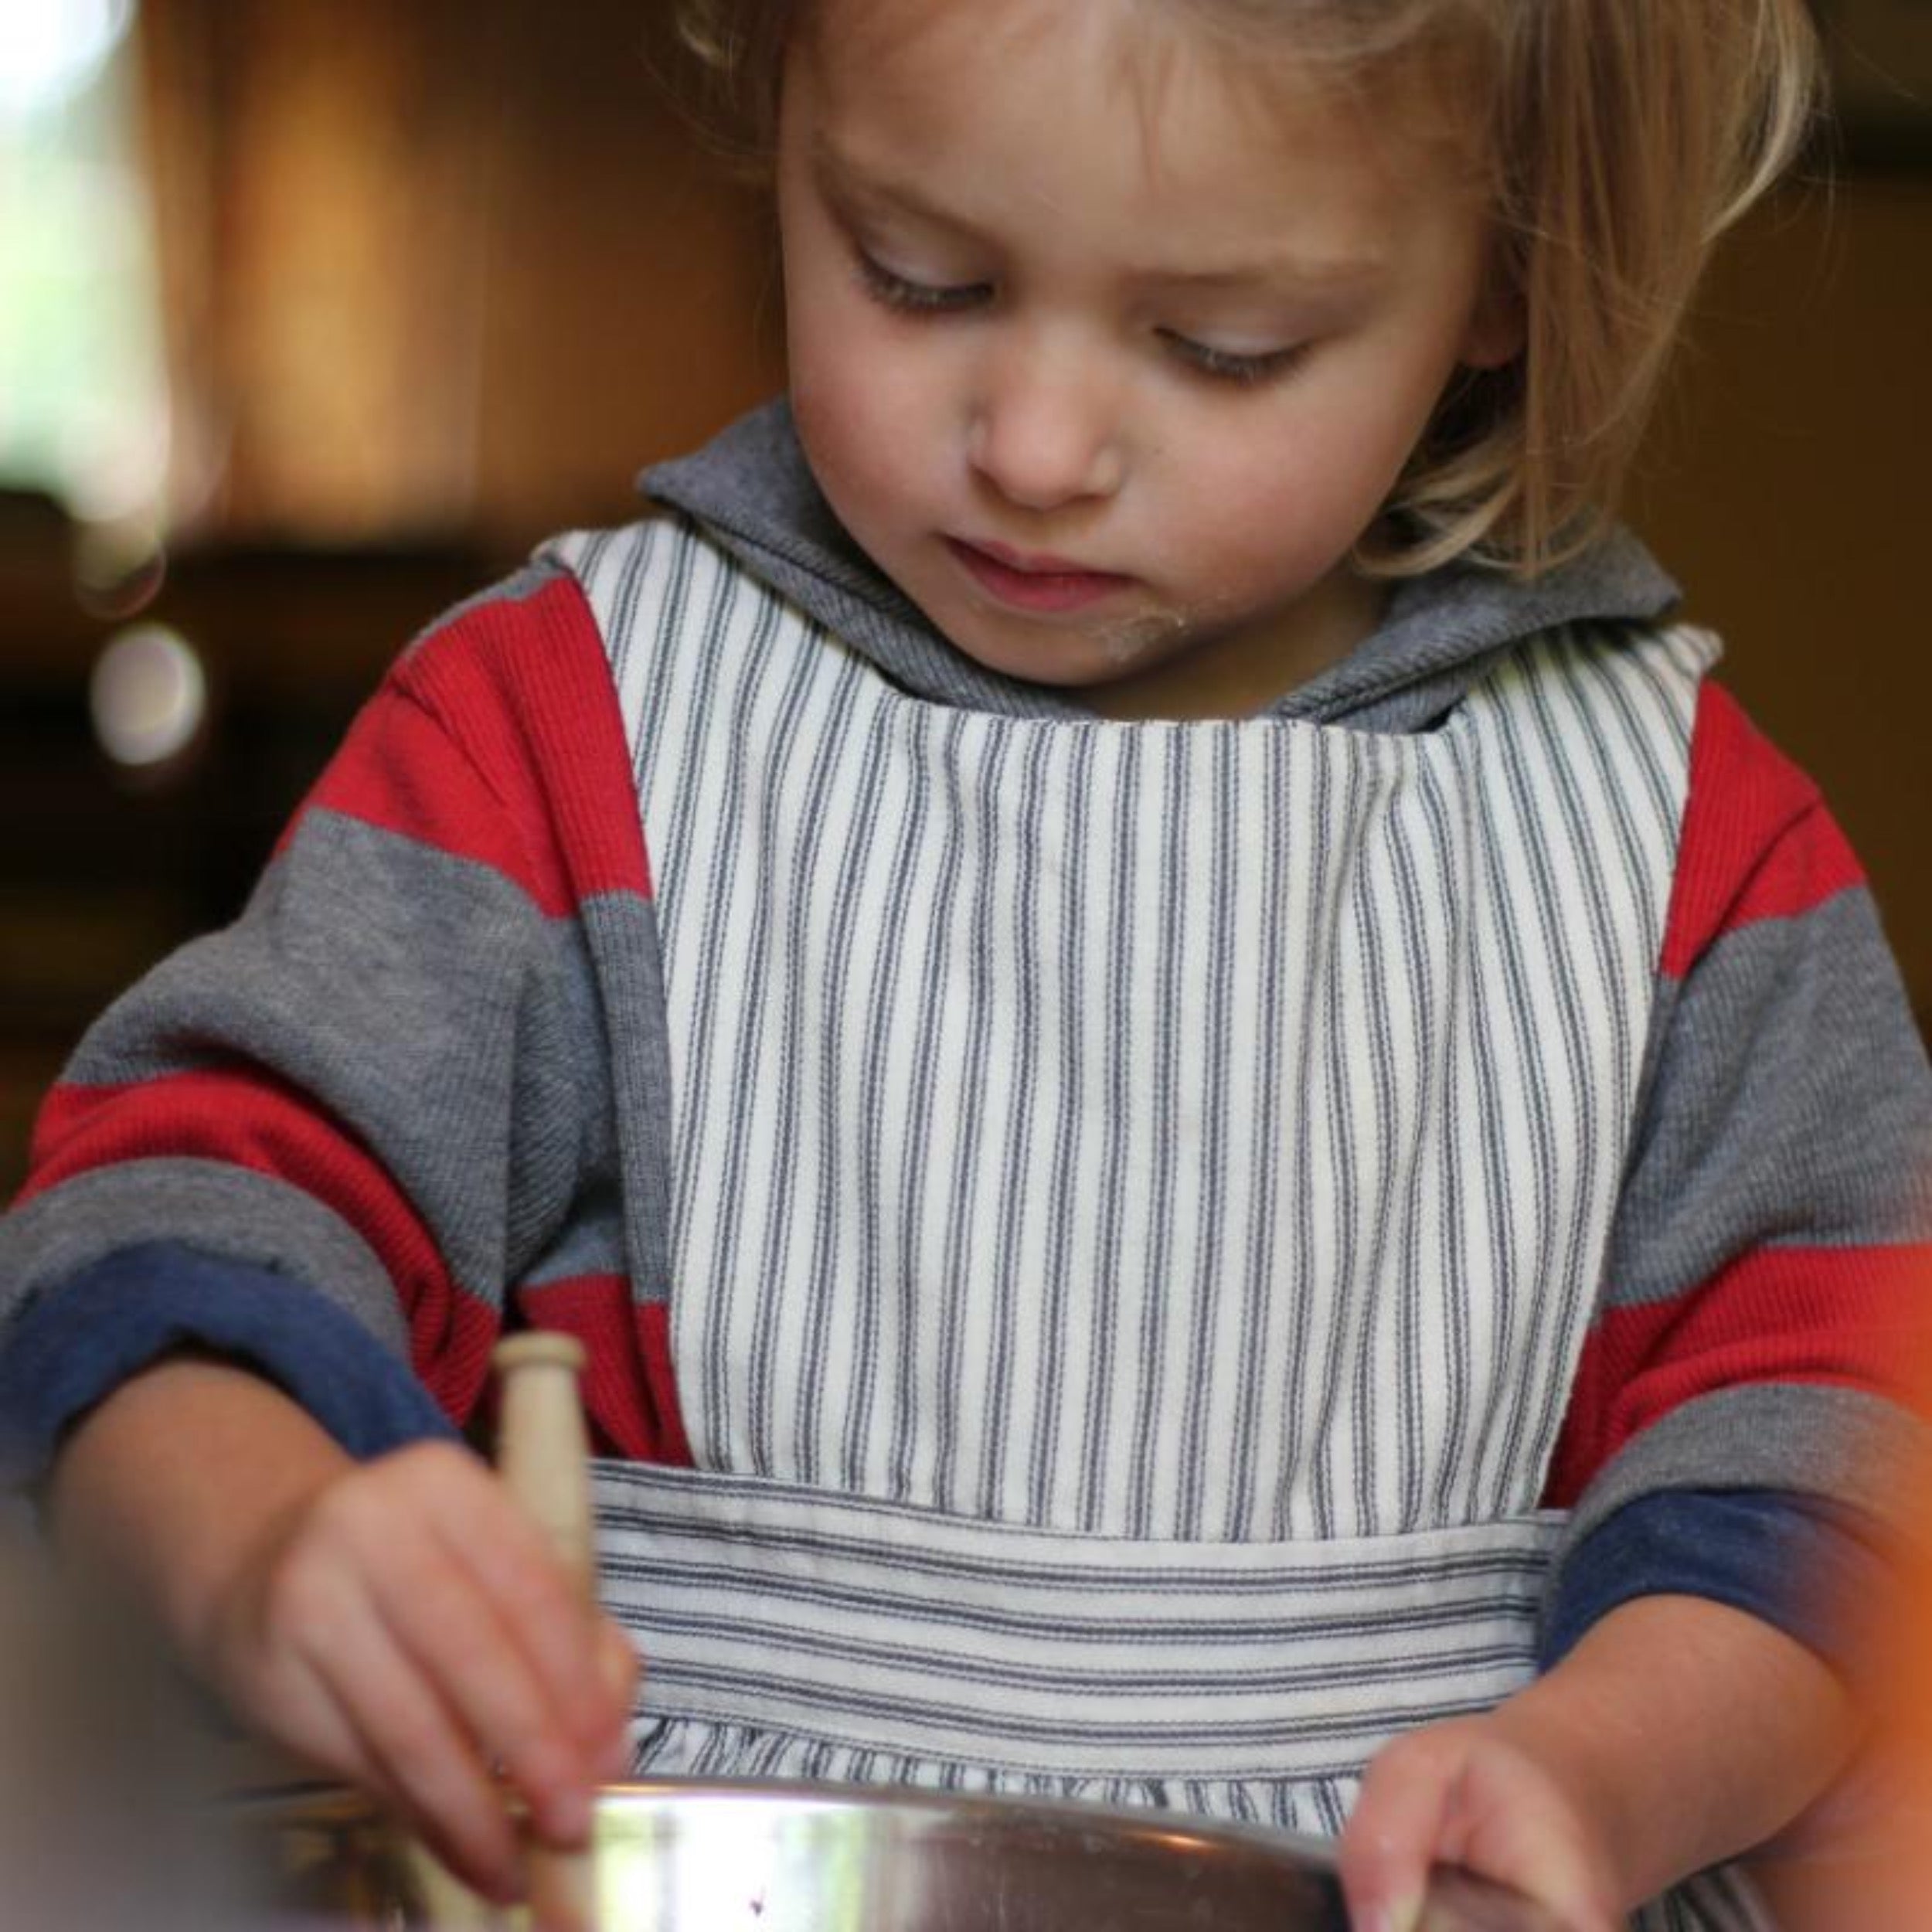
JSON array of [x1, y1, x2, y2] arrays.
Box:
[[808, 0, 1286, 102], [794, 0, 1485, 236], [796, 0, 1481, 180]]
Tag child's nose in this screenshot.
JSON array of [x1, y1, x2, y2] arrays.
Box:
[[966, 347, 1126, 511]]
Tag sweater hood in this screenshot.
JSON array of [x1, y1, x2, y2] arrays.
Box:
[[641, 397, 1682, 730]]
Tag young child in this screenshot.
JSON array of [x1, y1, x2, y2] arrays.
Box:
[[4, 1, 1927, 1927]]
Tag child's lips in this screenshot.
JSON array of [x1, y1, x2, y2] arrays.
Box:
[[947, 537, 1133, 614]]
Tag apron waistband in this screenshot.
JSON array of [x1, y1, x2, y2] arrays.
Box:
[[591, 1461, 1563, 1782]]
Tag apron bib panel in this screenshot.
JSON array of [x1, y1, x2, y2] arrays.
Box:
[[549, 524, 1750, 1930], [556, 522, 1711, 1544]]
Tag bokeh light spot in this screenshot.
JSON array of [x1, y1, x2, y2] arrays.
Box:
[[89, 622, 206, 767]]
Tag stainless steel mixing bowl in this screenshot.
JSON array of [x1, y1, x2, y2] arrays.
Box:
[[232, 1778, 1563, 1930]]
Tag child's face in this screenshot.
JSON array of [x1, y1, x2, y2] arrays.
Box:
[[777, 0, 1518, 709]]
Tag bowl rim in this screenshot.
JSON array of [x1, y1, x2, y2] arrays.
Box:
[[227, 1773, 1342, 1862], [224, 1774, 1563, 1930]]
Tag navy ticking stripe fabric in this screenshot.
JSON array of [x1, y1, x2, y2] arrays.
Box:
[[593, 1460, 1561, 1781], [0, 1242, 455, 1472], [553, 521, 1785, 1930], [562, 518, 1711, 1543]]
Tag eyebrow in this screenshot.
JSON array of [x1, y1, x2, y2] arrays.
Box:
[[811, 138, 1386, 295], [811, 138, 986, 243], [1142, 257, 1385, 294]]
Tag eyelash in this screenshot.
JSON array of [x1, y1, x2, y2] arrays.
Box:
[[853, 250, 1304, 386], [1158, 334, 1304, 386], [856, 253, 988, 315]]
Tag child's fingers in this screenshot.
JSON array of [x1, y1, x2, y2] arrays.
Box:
[[208, 1444, 634, 1889], [324, 1633, 521, 1898], [260, 1553, 525, 1902], [267, 1648, 515, 1901], [1338, 1730, 1451, 1932], [420, 1456, 635, 1757], [1343, 1721, 1619, 1932], [372, 1447, 633, 1811], [359, 1514, 600, 1849]]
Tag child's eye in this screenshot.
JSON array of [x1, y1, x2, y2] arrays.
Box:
[[1161, 331, 1304, 386], [856, 250, 989, 315]]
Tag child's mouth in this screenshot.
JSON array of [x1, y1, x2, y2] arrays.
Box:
[[947, 538, 1133, 614]]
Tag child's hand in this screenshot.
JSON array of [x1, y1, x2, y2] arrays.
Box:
[[202, 1440, 638, 1903], [1337, 1713, 1622, 1932]]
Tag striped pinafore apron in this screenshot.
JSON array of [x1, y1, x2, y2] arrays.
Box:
[[548, 520, 1764, 1931]]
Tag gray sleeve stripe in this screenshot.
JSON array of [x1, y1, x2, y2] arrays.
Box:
[[50, 809, 617, 1308], [66, 808, 558, 1088], [0, 1158, 411, 1356], [579, 890, 676, 1308], [1603, 887, 1932, 1309], [1555, 1383, 1922, 1562], [520, 1188, 628, 1291]]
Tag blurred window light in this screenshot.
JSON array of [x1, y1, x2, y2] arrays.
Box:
[[0, 0, 168, 529], [0, 0, 134, 115], [90, 621, 205, 767]]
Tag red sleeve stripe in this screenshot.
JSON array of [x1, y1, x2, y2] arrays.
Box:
[[20, 1070, 498, 1419], [402, 573, 653, 905], [1545, 1242, 1932, 1505], [515, 1275, 694, 1466], [288, 572, 651, 920], [292, 676, 570, 912], [1659, 682, 1865, 981]]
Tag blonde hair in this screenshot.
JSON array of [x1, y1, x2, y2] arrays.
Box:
[[669, 0, 1823, 579]]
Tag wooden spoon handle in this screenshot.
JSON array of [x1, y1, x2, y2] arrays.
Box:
[[495, 1332, 596, 1601], [493, 1333, 599, 1930]]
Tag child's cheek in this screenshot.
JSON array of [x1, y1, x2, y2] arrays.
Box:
[[790, 370, 914, 536]]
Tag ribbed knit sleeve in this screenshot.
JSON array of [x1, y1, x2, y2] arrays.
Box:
[[0, 561, 688, 1470], [1542, 680, 1932, 1655]]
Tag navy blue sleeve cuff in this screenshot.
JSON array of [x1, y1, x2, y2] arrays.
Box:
[[1540, 1488, 1890, 1679], [0, 1240, 461, 1480]]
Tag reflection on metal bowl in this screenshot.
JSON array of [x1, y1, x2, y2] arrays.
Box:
[[232, 1778, 1563, 1931]]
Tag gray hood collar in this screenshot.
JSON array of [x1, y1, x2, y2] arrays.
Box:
[[641, 398, 1681, 730]]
